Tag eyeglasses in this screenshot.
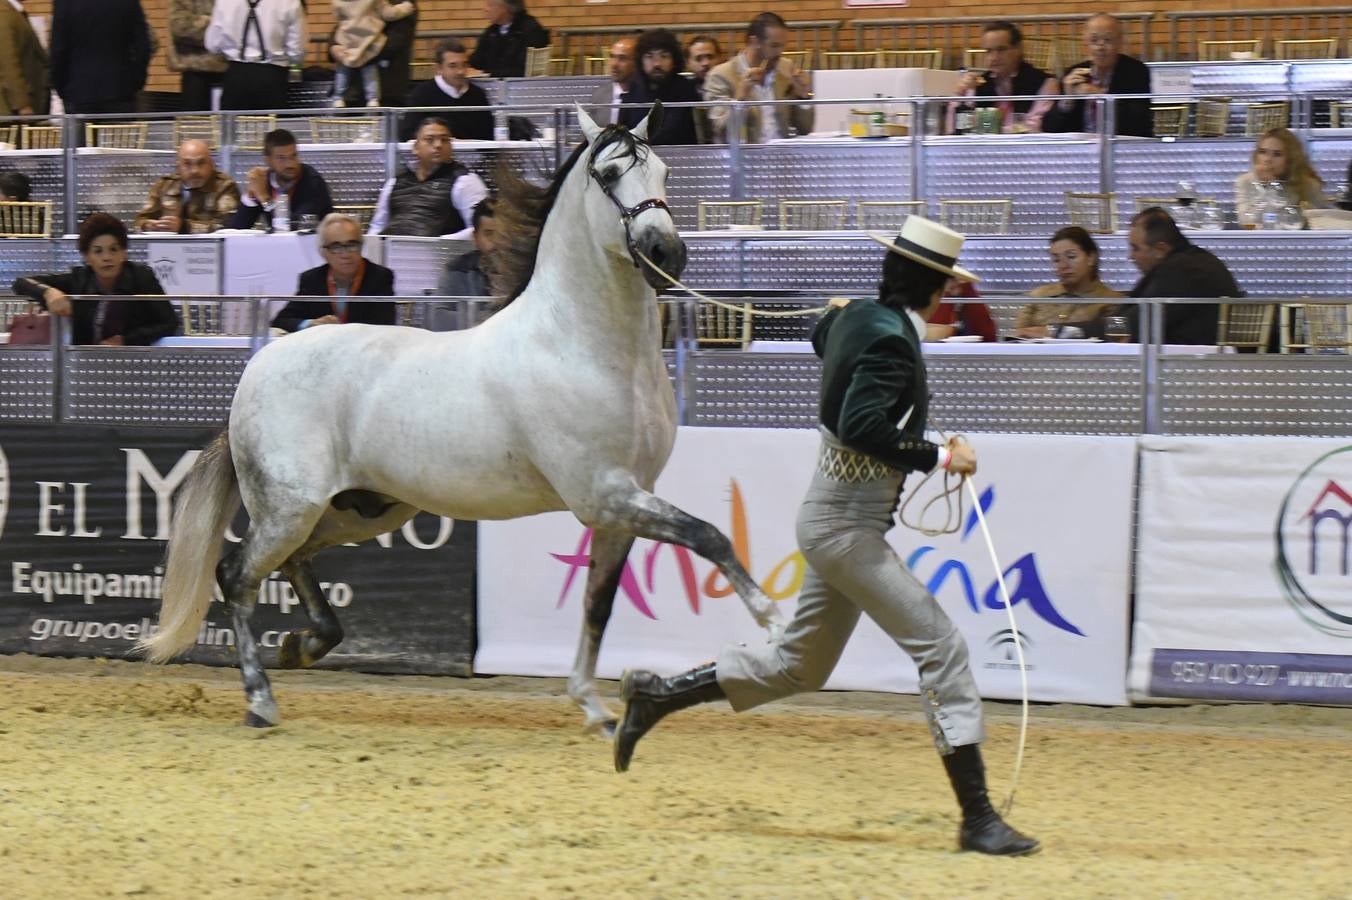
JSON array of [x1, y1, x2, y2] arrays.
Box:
[[322, 241, 362, 253]]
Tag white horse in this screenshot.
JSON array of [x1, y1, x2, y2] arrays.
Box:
[[138, 105, 785, 732]]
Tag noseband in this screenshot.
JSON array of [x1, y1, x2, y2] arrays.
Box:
[[587, 151, 672, 270]]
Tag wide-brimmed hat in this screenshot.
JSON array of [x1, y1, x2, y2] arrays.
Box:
[[868, 217, 980, 283]]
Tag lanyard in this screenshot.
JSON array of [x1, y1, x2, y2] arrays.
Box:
[[326, 259, 365, 323]]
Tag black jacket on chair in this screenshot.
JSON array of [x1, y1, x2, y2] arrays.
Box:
[[223, 164, 335, 231], [272, 260, 398, 332], [12, 260, 178, 345], [1043, 54, 1153, 137], [49, 0, 152, 109], [1126, 242, 1242, 345]]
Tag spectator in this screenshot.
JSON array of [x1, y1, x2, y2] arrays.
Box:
[[374, 0, 417, 108], [134, 139, 241, 234], [167, 0, 228, 112], [0, 171, 32, 202], [704, 12, 814, 143], [1126, 207, 1241, 345], [0, 0, 49, 116], [950, 21, 1057, 133], [468, 0, 549, 79], [429, 200, 499, 331], [330, 0, 415, 108], [587, 36, 636, 126], [369, 117, 488, 239], [928, 277, 998, 342], [1014, 226, 1123, 339], [1235, 127, 1327, 227], [1043, 14, 1152, 137], [685, 34, 722, 143], [618, 29, 700, 145], [206, 0, 306, 111], [273, 212, 396, 331], [224, 128, 333, 231], [12, 212, 179, 346], [402, 38, 493, 141], [49, 0, 152, 115]]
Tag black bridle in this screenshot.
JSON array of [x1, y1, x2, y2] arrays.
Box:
[[586, 142, 672, 270]]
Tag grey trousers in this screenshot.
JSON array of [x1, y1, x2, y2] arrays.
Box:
[[717, 447, 986, 753]]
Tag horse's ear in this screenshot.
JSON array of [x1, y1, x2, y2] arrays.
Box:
[[633, 101, 663, 141], [575, 104, 602, 143]]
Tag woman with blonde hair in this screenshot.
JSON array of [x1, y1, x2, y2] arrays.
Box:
[[1235, 127, 1326, 226]]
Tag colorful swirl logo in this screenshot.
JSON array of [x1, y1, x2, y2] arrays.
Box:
[[1275, 446, 1352, 638]]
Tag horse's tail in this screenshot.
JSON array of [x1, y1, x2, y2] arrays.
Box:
[[136, 430, 240, 664]]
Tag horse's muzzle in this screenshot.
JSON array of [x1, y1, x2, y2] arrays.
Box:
[[637, 232, 687, 290]]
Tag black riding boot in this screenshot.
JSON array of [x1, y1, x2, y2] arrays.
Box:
[[613, 663, 725, 773], [941, 744, 1040, 856]]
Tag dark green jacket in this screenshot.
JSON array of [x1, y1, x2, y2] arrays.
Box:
[[813, 299, 940, 473]]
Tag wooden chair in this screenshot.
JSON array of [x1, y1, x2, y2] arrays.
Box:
[[582, 56, 607, 76], [878, 49, 942, 69], [779, 199, 847, 230], [780, 49, 814, 72], [695, 301, 753, 349], [1332, 101, 1352, 128], [84, 122, 149, 149], [524, 45, 552, 77], [548, 57, 575, 76], [1194, 98, 1231, 137], [0, 200, 53, 238], [1021, 37, 1056, 73], [1055, 37, 1084, 71], [963, 49, 986, 70], [333, 204, 376, 227], [0, 124, 17, 147], [174, 114, 222, 150], [1275, 38, 1338, 60], [1282, 303, 1352, 353], [697, 200, 763, 230], [820, 50, 881, 70], [20, 124, 62, 150], [857, 200, 927, 231], [1217, 303, 1275, 352], [939, 199, 1012, 235], [1199, 39, 1263, 61], [409, 62, 435, 82], [234, 114, 278, 150], [1245, 101, 1290, 135], [1064, 191, 1118, 234], [309, 117, 381, 143], [1152, 105, 1189, 137]]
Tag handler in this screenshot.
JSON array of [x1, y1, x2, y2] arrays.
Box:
[[613, 217, 1039, 857]]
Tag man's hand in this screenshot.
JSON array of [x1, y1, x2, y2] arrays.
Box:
[[787, 66, 811, 99], [307, 315, 340, 327], [736, 61, 769, 99], [1063, 67, 1101, 95], [100, 335, 125, 346], [828, 297, 854, 308], [44, 288, 72, 317], [946, 436, 977, 476], [18, 106, 34, 117], [245, 166, 271, 203], [956, 70, 985, 94], [145, 215, 182, 233]]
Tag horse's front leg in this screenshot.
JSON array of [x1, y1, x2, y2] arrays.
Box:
[[593, 487, 786, 641], [566, 527, 635, 737]]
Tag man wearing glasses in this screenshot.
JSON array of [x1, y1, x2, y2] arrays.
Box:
[[1043, 14, 1153, 137], [272, 213, 396, 332]]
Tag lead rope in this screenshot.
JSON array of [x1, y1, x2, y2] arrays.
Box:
[[637, 249, 1027, 812]]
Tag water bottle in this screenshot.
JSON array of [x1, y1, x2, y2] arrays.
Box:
[[272, 193, 290, 233]]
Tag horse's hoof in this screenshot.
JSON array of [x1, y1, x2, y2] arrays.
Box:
[[243, 710, 277, 728], [584, 717, 618, 739], [277, 632, 304, 669]]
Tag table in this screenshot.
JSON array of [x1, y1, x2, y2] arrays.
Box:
[[747, 340, 1225, 356]]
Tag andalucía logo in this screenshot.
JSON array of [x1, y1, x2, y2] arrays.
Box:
[[150, 255, 178, 287], [1275, 445, 1352, 638]]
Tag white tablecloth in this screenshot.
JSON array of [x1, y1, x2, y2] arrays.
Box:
[[746, 340, 1224, 356]]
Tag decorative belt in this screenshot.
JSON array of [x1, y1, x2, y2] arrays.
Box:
[[817, 442, 897, 484]]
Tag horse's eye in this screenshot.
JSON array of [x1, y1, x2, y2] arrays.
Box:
[[601, 168, 621, 184]]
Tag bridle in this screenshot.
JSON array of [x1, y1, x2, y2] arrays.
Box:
[[586, 137, 672, 270]]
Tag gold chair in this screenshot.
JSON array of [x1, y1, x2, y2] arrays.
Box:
[[524, 45, 552, 77], [1217, 303, 1275, 352], [309, 117, 381, 143], [697, 200, 763, 230], [178, 299, 225, 336], [20, 124, 62, 150], [548, 57, 575, 76], [820, 50, 881, 70], [1245, 101, 1290, 135], [174, 114, 223, 150], [0, 124, 18, 147], [939, 199, 1012, 235], [695, 301, 753, 349], [333, 204, 377, 227], [1055, 37, 1084, 71], [779, 199, 847, 230], [1064, 191, 1118, 234], [857, 200, 927, 231], [780, 49, 814, 71], [1021, 37, 1056, 72], [1195, 98, 1231, 137], [0, 200, 53, 238], [84, 122, 149, 149], [963, 48, 986, 70], [234, 114, 278, 150], [1275, 38, 1338, 60], [1199, 39, 1263, 61], [1282, 303, 1352, 353], [582, 56, 607, 76], [878, 49, 942, 69], [1152, 105, 1189, 137], [1332, 101, 1352, 128], [410, 61, 435, 81]]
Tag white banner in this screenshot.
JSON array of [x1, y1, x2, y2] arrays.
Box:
[[1130, 436, 1352, 705], [142, 239, 222, 295], [477, 428, 1134, 704]]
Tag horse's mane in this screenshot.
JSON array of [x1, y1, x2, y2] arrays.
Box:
[[490, 125, 649, 307]]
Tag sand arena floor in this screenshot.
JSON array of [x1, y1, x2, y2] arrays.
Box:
[[1, 654, 1349, 898]]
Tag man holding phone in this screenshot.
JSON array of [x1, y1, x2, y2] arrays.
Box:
[[703, 12, 814, 143]]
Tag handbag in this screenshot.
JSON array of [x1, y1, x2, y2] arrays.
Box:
[[7, 312, 52, 345]]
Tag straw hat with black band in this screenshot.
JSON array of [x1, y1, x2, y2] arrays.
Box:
[[867, 216, 980, 284]]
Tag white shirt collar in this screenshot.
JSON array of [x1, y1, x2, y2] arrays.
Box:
[[7, 0, 25, 13], [434, 74, 468, 99], [906, 308, 928, 340]]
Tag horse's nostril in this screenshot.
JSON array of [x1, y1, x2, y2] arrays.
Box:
[[650, 246, 666, 266]]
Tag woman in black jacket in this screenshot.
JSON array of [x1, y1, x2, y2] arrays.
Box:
[[12, 212, 179, 346]]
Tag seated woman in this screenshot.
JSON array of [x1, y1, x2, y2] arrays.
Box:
[[1235, 127, 1326, 226], [1013, 225, 1122, 339], [11, 212, 179, 345], [927, 277, 998, 341]]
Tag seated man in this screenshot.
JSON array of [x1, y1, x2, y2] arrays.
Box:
[[0, 171, 32, 201], [272, 213, 397, 331], [436, 199, 498, 298], [1126, 207, 1242, 345], [1043, 14, 1153, 137], [224, 128, 333, 231], [369, 117, 488, 240], [685, 34, 723, 144], [704, 12, 814, 143], [402, 38, 494, 142], [468, 0, 549, 78], [587, 36, 637, 127], [950, 21, 1057, 133], [619, 29, 700, 145], [134, 139, 240, 234]]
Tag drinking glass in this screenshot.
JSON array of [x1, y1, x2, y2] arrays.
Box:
[[1199, 203, 1225, 230], [1104, 315, 1131, 343], [298, 213, 319, 232]]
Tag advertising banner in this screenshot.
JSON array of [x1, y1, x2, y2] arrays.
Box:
[[477, 427, 1134, 704], [1130, 436, 1352, 705], [0, 424, 476, 674]]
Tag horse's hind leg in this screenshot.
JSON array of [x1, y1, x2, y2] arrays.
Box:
[[566, 527, 634, 737], [276, 559, 343, 670]]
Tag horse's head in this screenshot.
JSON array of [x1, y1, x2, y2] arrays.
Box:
[[575, 103, 687, 291]]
